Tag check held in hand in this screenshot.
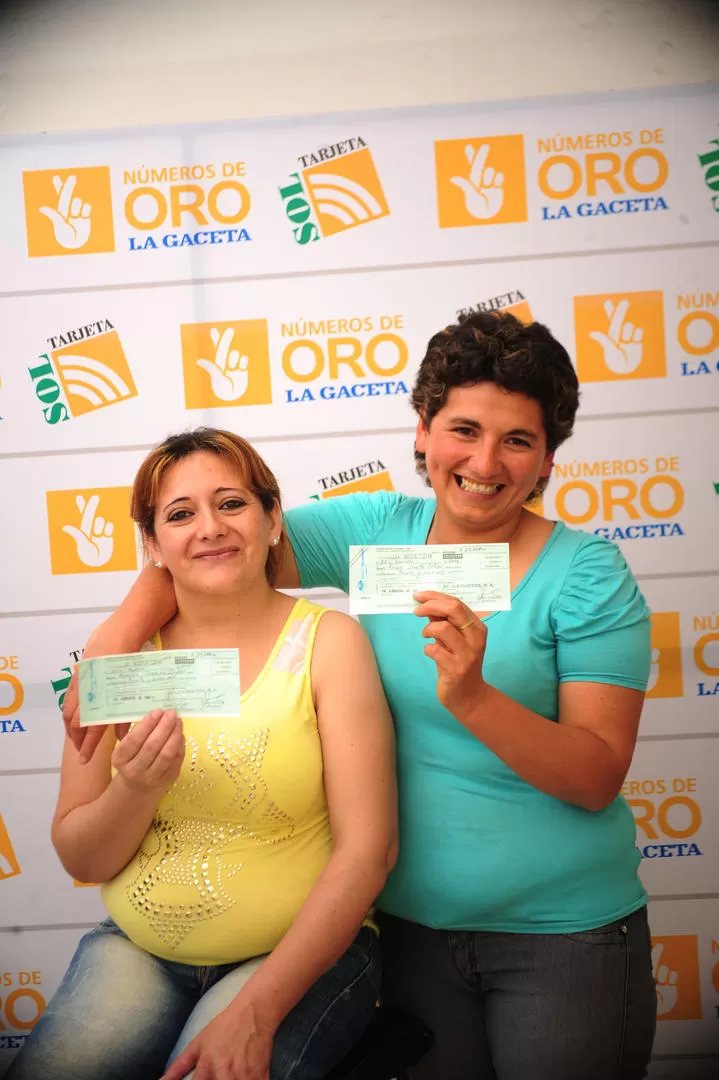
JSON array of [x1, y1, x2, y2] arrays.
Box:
[[78, 649, 241, 726], [349, 543, 511, 615]]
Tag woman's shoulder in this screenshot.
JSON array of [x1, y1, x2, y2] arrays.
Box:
[[546, 521, 634, 574], [546, 524, 649, 630], [314, 606, 368, 644], [311, 608, 375, 669], [283, 598, 368, 657], [309, 610, 386, 729]]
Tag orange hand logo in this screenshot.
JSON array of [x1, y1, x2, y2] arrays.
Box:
[[574, 291, 666, 383], [23, 166, 115, 257]]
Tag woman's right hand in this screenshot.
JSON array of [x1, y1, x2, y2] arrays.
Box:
[[111, 709, 185, 794]]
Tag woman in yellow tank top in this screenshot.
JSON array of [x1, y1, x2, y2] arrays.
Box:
[[8, 428, 397, 1080]]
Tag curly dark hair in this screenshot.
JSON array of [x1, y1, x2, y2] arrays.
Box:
[[411, 309, 580, 498]]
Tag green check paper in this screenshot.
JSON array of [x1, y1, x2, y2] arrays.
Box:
[[78, 649, 241, 727], [348, 543, 511, 615]]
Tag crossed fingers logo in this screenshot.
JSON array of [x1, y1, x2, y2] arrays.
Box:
[[23, 167, 115, 257], [181, 320, 272, 409], [435, 136, 528, 228], [651, 936, 702, 1021], [574, 291, 667, 382], [46, 487, 137, 574]]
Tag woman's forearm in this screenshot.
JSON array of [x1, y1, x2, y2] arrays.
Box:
[[457, 685, 629, 811], [231, 846, 391, 1031], [52, 775, 161, 882], [85, 564, 176, 657]]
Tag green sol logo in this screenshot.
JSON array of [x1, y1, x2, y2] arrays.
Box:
[[698, 138, 719, 213]]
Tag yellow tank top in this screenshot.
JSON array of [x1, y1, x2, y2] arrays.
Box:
[[102, 598, 332, 966]]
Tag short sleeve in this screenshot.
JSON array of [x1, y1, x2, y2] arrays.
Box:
[[552, 536, 652, 690], [284, 491, 405, 592]]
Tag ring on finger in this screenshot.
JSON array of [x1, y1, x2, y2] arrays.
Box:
[[456, 617, 474, 632]]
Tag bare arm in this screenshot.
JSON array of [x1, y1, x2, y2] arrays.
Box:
[[453, 679, 643, 812], [417, 591, 644, 812], [52, 709, 184, 882], [162, 612, 397, 1080], [82, 564, 177, 658]]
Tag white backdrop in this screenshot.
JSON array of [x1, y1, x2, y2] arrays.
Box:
[[1, 84, 718, 1075]]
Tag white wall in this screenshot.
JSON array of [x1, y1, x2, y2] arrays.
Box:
[[0, 0, 718, 135]]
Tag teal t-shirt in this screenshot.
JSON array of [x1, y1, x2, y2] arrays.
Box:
[[285, 491, 651, 933]]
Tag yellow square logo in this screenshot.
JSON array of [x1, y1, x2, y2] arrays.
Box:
[[651, 936, 702, 1021], [647, 612, 684, 698], [52, 330, 137, 417], [435, 136, 528, 228], [47, 487, 138, 575], [181, 321, 272, 409], [321, 470, 394, 500], [0, 813, 21, 881], [506, 300, 533, 324], [304, 148, 390, 237], [574, 291, 666, 382], [23, 167, 115, 257]]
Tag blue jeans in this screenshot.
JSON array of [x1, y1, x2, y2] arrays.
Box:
[[376, 906, 656, 1080], [6, 918, 380, 1080]]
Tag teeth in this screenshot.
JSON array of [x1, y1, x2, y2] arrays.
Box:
[[459, 477, 501, 494]]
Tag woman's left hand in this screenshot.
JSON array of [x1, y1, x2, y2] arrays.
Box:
[[160, 999, 275, 1080], [414, 591, 489, 718]]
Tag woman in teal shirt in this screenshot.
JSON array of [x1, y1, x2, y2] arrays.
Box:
[[67, 310, 656, 1080]]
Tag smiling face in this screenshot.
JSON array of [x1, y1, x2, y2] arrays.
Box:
[[415, 382, 554, 539], [146, 451, 280, 597]]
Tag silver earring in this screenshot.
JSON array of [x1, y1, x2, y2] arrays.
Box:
[[271, 537, 280, 546], [154, 560, 164, 568]]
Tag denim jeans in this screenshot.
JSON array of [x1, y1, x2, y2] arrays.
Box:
[[376, 906, 656, 1080], [6, 918, 380, 1080]]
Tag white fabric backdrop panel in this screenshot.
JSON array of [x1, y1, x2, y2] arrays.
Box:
[[626, 739, 718, 896], [2, 245, 717, 459], [1, 87, 717, 293]]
